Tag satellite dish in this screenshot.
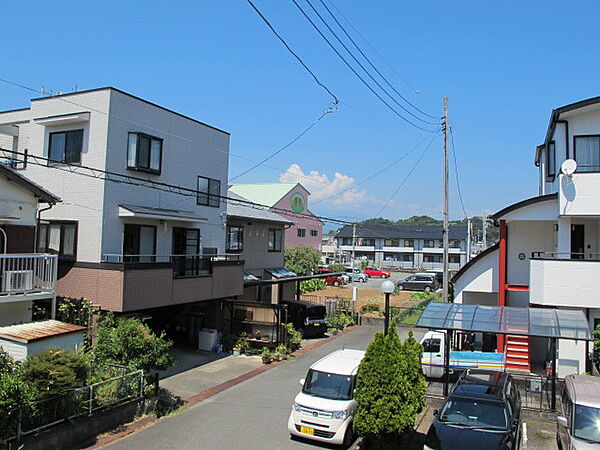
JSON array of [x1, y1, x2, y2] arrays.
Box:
[[561, 159, 577, 176]]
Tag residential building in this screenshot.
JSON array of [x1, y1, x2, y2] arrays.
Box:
[[335, 224, 468, 270], [0, 162, 85, 360], [321, 233, 338, 265], [0, 88, 243, 345], [452, 96, 600, 378], [228, 183, 323, 252]]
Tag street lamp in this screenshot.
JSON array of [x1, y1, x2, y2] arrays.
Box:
[[381, 280, 395, 335]]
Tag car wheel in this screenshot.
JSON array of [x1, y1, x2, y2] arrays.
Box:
[[361, 278, 366, 283], [334, 281, 340, 287], [342, 424, 354, 449], [397, 284, 404, 290], [424, 286, 432, 292]]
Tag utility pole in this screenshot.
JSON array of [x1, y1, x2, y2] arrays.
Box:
[[442, 97, 450, 302], [483, 215, 488, 249], [351, 219, 357, 272], [467, 217, 472, 262]]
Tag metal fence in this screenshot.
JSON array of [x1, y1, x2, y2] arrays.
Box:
[[0, 253, 57, 296], [300, 295, 355, 316], [5, 370, 144, 443]]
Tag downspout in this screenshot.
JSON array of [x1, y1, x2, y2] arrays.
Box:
[[36, 201, 56, 252], [36, 201, 57, 320]]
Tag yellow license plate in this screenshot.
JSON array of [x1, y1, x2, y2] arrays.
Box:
[[314, 323, 320, 326], [300, 426, 314, 436]]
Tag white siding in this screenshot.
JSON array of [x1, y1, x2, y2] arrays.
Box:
[[506, 221, 555, 286], [0, 175, 39, 227], [453, 247, 498, 304]]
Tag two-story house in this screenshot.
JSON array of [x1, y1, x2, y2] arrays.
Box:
[[228, 183, 323, 252], [335, 224, 468, 270], [0, 87, 243, 346], [0, 162, 85, 360], [453, 96, 600, 378]]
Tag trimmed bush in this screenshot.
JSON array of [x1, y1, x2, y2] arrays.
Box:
[[300, 278, 327, 293], [360, 303, 380, 314]]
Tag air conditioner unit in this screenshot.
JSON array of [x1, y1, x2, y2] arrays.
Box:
[[2, 270, 34, 292]]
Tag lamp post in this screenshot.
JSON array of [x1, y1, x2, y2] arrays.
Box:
[[381, 280, 395, 335]]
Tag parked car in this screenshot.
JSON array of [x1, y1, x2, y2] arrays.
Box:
[[397, 273, 437, 292], [281, 299, 327, 338], [363, 266, 391, 278], [424, 370, 522, 450], [318, 268, 348, 285], [425, 270, 444, 286], [288, 349, 365, 447], [557, 374, 600, 449], [345, 268, 368, 283]]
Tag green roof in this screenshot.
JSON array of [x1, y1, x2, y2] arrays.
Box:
[[228, 183, 298, 208]]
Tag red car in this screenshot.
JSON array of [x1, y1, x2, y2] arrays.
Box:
[[363, 266, 391, 278], [317, 268, 345, 287]]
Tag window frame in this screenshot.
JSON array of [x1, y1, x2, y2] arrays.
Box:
[[573, 135, 600, 173], [546, 141, 556, 179], [268, 228, 282, 252], [310, 229, 318, 237], [424, 239, 435, 248], [37, 220, 78, 260], [48, 129, 84, 164], [226, 225, 244, 253], [297, 228, 306, 238], [122, 224, 157, 262], [126, 132, 163, 175], [404, 239, 414, 247], [197, 176, 221, 207]]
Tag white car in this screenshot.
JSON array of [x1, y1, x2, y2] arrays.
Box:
[[288, 349, 365, 447]]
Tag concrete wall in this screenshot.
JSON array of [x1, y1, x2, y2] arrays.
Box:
[[0, 301, 31, 326], [506, 221, 555, 287]]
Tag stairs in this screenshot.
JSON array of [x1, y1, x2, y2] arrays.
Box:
[[504, 335, 530, 372]]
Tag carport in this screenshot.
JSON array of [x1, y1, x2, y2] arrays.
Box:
[[415, 302, 592, 410]]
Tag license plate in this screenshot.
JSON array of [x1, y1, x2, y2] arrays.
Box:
[[300, 426, 314, 436], [314, 323, 321, 326]]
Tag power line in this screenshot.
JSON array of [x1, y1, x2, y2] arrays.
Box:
[[373, 133, 438, 217], [303, 0, 436, 126], [230, 105, 335, 181], [449, 126, 468, 219], [291, 0, 437, 133], [316, 0, 437, 120], [245, 0, 339, 105], [312, 131, 436, 204]]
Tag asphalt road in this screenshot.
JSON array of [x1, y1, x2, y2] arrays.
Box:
[[108, 326, 425, 450]]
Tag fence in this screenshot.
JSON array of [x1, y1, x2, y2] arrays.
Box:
[[300, 295, 355, 316], [0, 253, 57, 297], [4, 370, 144, 443]]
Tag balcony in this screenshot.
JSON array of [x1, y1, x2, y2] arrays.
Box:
[[0, 254, 57, 301], [558, 172, 600, 215], [530, 252, 600, 308], [57, 254, 244, 312]]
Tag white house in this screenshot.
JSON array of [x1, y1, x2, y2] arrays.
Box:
[[0, 88, 243, 345], [453, 96, 600, 378]]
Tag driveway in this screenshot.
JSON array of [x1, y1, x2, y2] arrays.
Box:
[[107, 325, 426, 450]]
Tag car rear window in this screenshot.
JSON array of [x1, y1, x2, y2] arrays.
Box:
[[308, 306, 326, 319], [440, 397, 508, 429]]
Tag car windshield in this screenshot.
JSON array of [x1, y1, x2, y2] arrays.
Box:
[[303, 369, 354, 400], [439, 397, 507, 429], [574, 404, 600, 443]]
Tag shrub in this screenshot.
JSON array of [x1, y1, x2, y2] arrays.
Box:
[[286, 323, 302, 350], [327, 312, 355, 330], [0, 371, 37, 441], [91, 315, 174, 383], [354, 329, 427, 448], [300, 278, 327, 293], [328, 263, 347, 273], [284, 245, 321, 275], [20, 347, 89, 400], [0, 348, 15, 375], [360, 303, 380, 314]]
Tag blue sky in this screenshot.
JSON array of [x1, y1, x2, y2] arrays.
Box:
[[2, 1, 600, 227]]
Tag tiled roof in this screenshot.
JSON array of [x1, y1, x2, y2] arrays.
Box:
[[227, 192, 292, 224], [0, 320, 85, 344], [228, 183, 298, 208], [335, 224, 468, 240], [0, 163, 60, 203]]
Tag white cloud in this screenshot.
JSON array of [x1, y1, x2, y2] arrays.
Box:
[[279, 164, 367, 206]]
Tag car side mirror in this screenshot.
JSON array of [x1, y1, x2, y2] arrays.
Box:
[[433, 409, 439, 417], [557, 416, 568, 428], [299, 378, 305, 386]]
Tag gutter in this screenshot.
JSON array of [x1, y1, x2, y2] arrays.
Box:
[[35, 201, 56, 252]]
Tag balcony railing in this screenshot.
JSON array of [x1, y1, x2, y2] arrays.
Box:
[[102, 254, 240, 277], [0, 253, 57, 298], [531, 251, 600, 261]]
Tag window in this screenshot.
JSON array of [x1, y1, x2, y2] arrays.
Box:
[[450, 240, 461, 248], [404, 239, 414, 247], [341, 237, 352, 245], [226, 226, 244, 252], [127, 132, 162, 174], [449, 255, 461, 264], [302, 369, 354, 401], [197, 176, 221, 207], [359, 238, 375, 246], [48, 130, 83, 164], [424, 240, 435, 248], [268, 228, 282, 252], [402, 253, 413, 262], [297, 228, 306, 238], [424, 254, 442, 263], [574, 136, 600, 172], [173, 227, 201, 276], [546, 141, 556, 178], [123, 224, 156, 262], [384, 239, 400, 247], [310, 230, 318, 237], [422, 338, 441, 353], [37, 221, 77, 259]]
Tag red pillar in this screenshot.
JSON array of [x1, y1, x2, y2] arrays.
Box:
[[497, 220, 507, 352]]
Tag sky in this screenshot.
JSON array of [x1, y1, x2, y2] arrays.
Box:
[[2, 1, 600, 229]]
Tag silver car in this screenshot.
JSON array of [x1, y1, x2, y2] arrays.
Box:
[[557, 374, 600, 449], [345, 268, 368, 283]]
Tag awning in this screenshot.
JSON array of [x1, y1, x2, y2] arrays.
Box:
[[119, 204, 207, 223], [416, 303, 592, 341], [33, 112, 90, 126], [266, 268, 297, 279], [244, 272, 260, 282]]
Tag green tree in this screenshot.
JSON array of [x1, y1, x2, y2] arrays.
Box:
[[328, 263, 347, 273], [91, 315, 174, 381], [284, 245, 321, 275], [20, 347, 89, 400], [354, 328, 427, 448], [0, 371, 38, 441]]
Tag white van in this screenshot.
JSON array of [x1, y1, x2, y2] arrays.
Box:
[[287, 349, 365, 447]]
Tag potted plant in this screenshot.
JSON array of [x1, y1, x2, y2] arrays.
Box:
[[238, 340, 249, 355], [261, 347, 272, 364], [254, 330, 262, 340], [272, 350, 281, 362], [233, 343, 242, 356], [239, 331, 248, 338], [275, 344, 288, 360]]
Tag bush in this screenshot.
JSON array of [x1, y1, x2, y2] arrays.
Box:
[[284, 245, 321, 275], [328, 263, 347, 273], [326, 312, 355, 330], [360, 303, 380, 314], [91, 315, 174, 382], [20, 347, 89, 400], [354, 329, 427, 448], [300, 278, 326, 293], [286, 323, 302, 350], [0, 371, 37, 441], [0, 348, 15, 375]]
